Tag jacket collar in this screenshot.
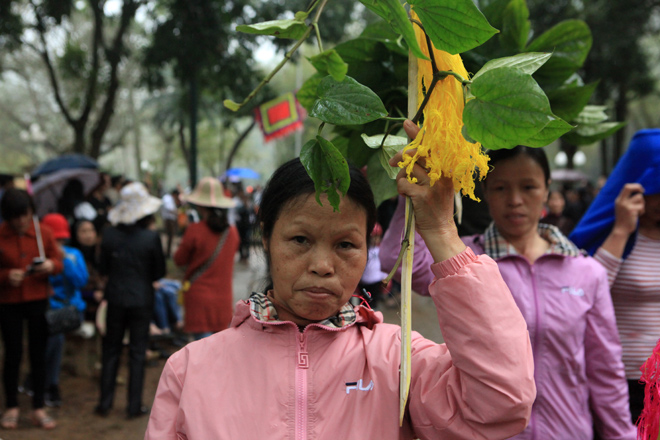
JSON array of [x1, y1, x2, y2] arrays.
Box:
[[483, 221, 583, 260], [248, 291, 357, 329]]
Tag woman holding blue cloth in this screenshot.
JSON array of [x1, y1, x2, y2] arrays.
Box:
[[570, 129, 660, 423]]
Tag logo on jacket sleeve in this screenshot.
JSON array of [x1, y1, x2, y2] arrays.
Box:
[[345, 379, 374, 394], [561, 286, 585, 297]]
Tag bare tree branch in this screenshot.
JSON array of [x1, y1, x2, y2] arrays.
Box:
[[30, 0, 75, 127], [91, 0, 139, 158]]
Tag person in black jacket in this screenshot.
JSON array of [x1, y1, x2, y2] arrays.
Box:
[[94, 182, 166, 419]]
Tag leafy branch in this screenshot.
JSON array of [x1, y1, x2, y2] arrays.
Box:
[[223, 0, 330, 112]]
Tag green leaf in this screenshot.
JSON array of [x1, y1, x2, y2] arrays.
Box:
[[499, 0, 530, 52], [223, 99, 241, 112], [360, 21, 409, 56], [334, 38, 381, 65], [345, 132, 377, 168], [573, 105, 609, 125], [461, 126, 478, 143], [367, 152, 400, 207], [361, 133, 408, 179], [464, 66, 554, 150], [236, 18, 308, 40], [361, 133, 408, 149], [546, 82, 598, 122], [296, 73, 324, 113], [563, 122, 627, 146], [522, 117, 574, 148], [308, 49, 348, 82], [294, 11, 309, 21], [409, 0, 498, 55], [480, 0, 513, 29], [310, 76, 388, 125], [525, 20, 592, 88], [300, 136, 351, 211], [358, 0, 428, 60], [471, 52, 551, 81]]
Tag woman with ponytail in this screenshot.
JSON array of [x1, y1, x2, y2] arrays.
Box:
[[174, 177, 240, 340]]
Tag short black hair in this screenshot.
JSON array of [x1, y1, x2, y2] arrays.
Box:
[[1, 188, 34, 220], [259, 158, 377, 244], [0, 173, 14, 187], [484, 146, 550, 186]]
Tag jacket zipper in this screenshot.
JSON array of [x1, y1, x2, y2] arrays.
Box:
[[296, 332, 309, 440], [250, 316, 357, 440]]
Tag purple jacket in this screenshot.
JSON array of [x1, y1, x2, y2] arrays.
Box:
[[380, 200, 635, 440]]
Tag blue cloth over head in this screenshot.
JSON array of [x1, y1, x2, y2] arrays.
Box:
[[570, 129, 660, 258]]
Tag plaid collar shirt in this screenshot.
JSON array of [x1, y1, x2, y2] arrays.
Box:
[[482, 222, 584, 260], [249, 291, 357, 329]]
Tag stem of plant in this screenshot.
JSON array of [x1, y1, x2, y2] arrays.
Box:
[[382, 197, 415, 285], [226, 0, 329, 111], [384, 21, 452, 284], [380, 123, 404, 149]]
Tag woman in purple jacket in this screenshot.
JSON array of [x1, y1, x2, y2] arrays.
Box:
[[381, 128, 636, 440]]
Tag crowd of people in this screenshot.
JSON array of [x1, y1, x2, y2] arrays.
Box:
[[0, 169, 262, 431], [0, 126, 658, 439]]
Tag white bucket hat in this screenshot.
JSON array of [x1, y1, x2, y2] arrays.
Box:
[[183, 177, 236, 209], [108, 182, 162, 225]]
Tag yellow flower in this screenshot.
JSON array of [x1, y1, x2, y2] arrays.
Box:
[[400, 10, 489, 201]]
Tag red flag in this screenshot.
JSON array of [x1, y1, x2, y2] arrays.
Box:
[[254, 93, 304, 142]]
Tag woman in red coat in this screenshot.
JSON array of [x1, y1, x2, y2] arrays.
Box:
[[0, 188, 63, 430], [174, 178, 239, 340]]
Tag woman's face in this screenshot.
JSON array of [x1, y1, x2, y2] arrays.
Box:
[[9, 210, 32, 234], [547, 191, 565, 216], [76, 221, 97, 246], [265, 193, 368, 327], [484, 154, 549, 240]]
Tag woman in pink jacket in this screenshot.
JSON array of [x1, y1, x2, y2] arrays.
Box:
[[145, 121, 535, 439], [381, 125, 636, 440]]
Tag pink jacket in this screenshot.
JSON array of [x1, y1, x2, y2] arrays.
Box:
[[145, 248, 535, 440]]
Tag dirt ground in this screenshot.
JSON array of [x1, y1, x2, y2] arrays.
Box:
[[1, 337, 169, 440]]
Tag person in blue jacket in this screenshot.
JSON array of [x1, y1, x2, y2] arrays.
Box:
[[41, 213, 88, 408]]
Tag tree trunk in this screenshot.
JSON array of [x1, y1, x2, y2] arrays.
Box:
[[160, 133, 175, 181], [128, 84, 143, 181], [612, 82, 628, 166], [224, 119, 256, 171], [188, 71, 199, 187], [90, 1, 138, 159], [72, 122, 86, 154], [178, 118, 190, 182], [599, 139, 609, 177], [561, 140, 577, 170]]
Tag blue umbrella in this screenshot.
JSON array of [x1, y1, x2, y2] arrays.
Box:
[[225, 167, 260, 180], [32, 153, 99, 179]]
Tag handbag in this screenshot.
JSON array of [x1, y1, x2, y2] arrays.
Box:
[[46, 301, 82, 335], [177, 229, 229, 305]]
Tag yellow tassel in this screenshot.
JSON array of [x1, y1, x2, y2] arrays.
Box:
[[400, 10, 489, 201]]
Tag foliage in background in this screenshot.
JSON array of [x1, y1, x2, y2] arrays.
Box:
[[526, 0, 660, 170], [227, 0, 625, 209], [0, 0, 143, 159]]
